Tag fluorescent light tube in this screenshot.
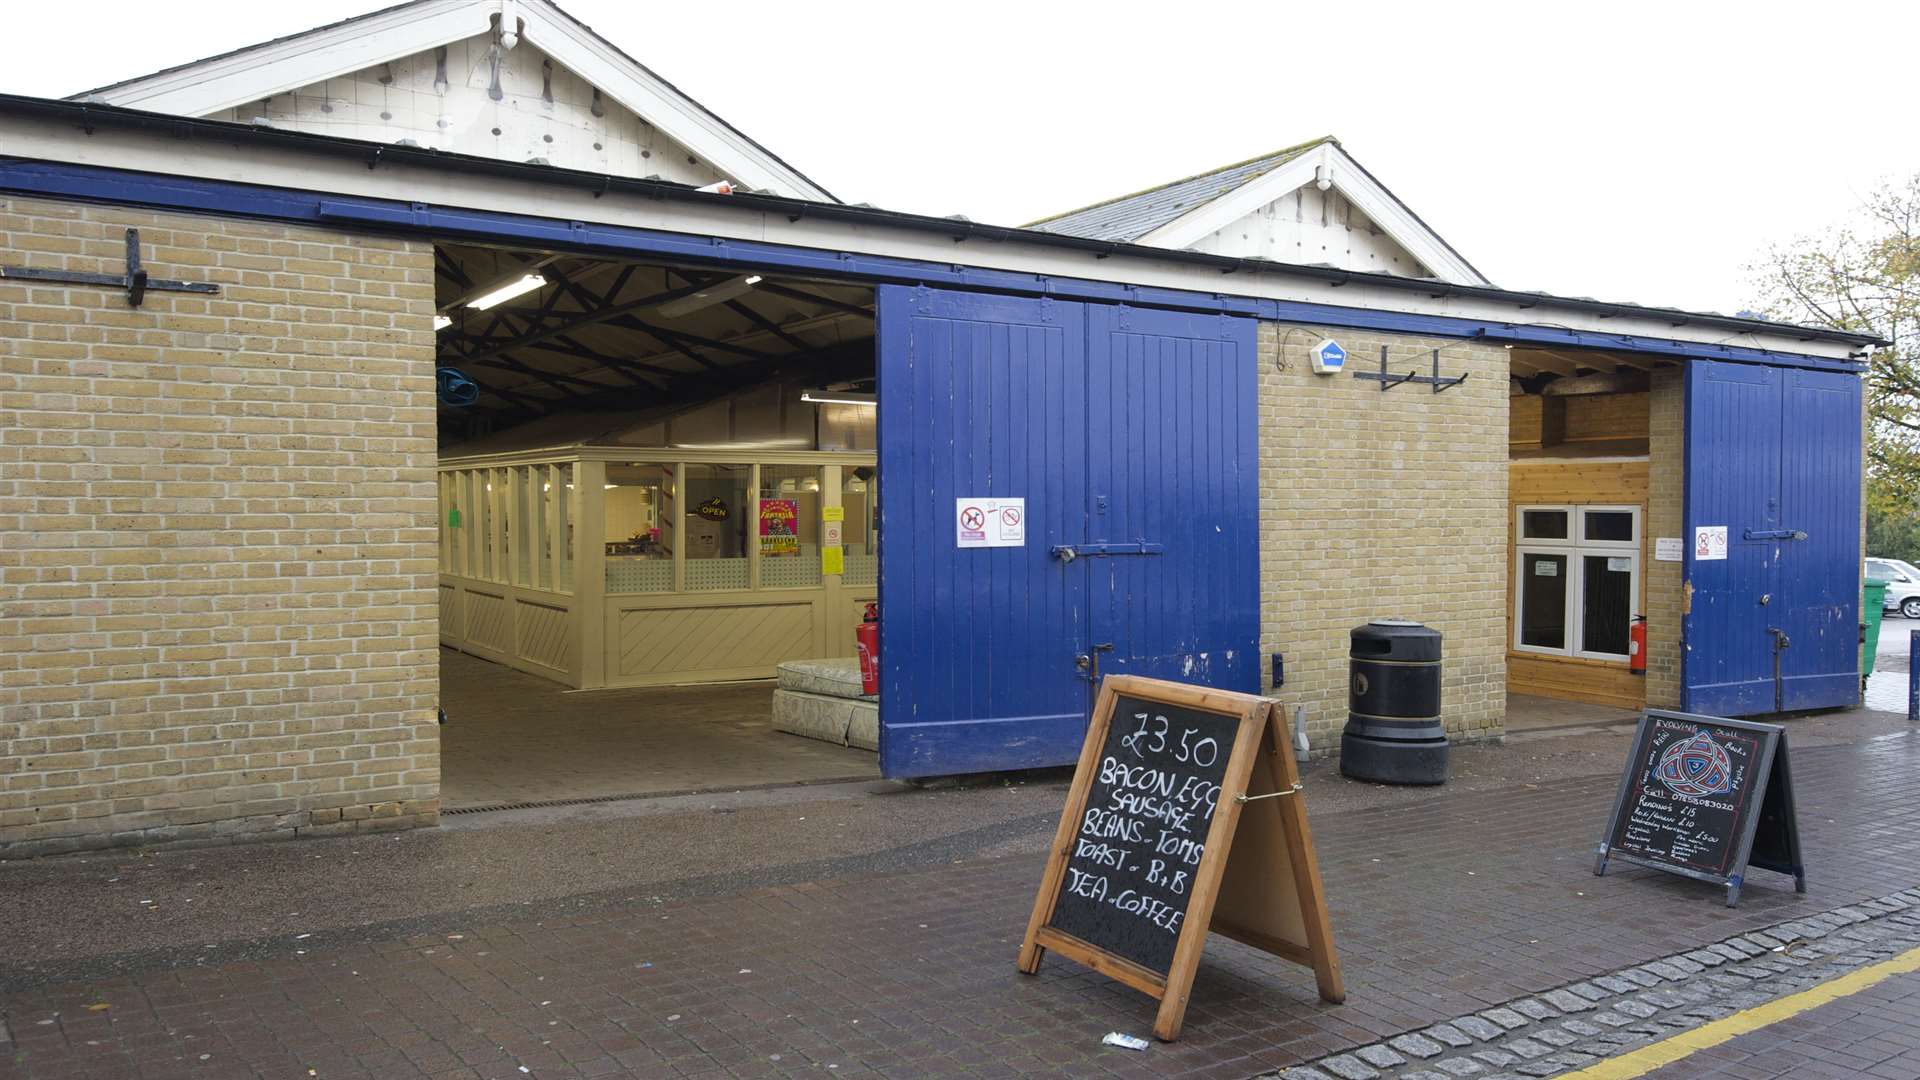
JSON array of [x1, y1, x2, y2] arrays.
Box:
[[433, 315, 453, 331], [801, 390, 877, 407], [466, 274, 546, 310], [657, 275, 763, 318]]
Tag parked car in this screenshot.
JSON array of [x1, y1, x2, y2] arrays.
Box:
[[1866, 558, 1920, 618]]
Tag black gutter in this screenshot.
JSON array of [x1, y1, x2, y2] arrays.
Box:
[[1, 94, 1887, 350]]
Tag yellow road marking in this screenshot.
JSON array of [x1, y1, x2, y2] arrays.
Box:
[[1560, 944, 1920, 1079]]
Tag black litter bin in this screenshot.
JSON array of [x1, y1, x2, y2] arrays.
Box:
[[1340, 619, 1449, 785]]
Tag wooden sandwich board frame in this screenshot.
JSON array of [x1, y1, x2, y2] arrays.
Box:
[[1593, 709, 1805, 908], [1017, 675, 1343, 1041]]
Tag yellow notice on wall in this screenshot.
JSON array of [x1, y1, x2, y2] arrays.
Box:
[[823, 506, 845, 522], [821, 546, 845, 576]]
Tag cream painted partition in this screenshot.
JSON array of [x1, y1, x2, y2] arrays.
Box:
[[439, 579, 579, 684], [440, 446, 876, 690], [437, 453, 586, 688], [437, 443, 879, 687], [588, 453, 878, 689]]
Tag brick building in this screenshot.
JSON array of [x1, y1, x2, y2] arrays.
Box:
[[0, 0, 1878, 855]]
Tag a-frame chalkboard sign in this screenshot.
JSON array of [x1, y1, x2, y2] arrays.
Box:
[[1594, 710, 1805, 907], [1017, 675, 1343, 1041]]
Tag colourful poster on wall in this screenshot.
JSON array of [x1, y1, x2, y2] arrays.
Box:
[[759, 499, 799, 556]]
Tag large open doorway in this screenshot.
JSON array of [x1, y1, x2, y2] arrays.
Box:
[[430, 242, 883, 808], [1506, 350, 1657, 717]]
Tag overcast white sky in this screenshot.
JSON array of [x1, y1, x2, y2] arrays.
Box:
[[8, 1, 1915, 315]]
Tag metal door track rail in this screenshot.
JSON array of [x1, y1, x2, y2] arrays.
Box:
[[0, 228, 220, 307], [1352, 346, 1469, 392]]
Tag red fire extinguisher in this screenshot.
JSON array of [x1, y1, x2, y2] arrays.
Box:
[[856, 602, 880, 696], [1629, 614, 1647, 677]]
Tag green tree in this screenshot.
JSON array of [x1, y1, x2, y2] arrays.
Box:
[[1752, 175, 1919, 516], [1868, 502, 1920, 563]]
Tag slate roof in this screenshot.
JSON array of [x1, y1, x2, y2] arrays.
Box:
[[1024, 137, 1333, 242]]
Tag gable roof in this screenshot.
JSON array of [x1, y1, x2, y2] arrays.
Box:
[[1027, 137, 1488, 286], [68, 0, 835, 202], [1026, 137, 1329, 242]]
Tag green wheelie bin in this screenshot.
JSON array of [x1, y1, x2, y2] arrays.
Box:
[[1863, 579, 1889, 685]]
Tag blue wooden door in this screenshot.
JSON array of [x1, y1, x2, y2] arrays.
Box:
[[875, 287, 1259, 777], [1085, 305, 1260, 691], [1683, 359, 1861, 715], [876, 287, 1090, 777], [1775, 367, 1863, 709]]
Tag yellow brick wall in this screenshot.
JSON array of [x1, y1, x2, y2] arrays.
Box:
[[1259, 324, 1508, 751], [0, 196, 441, 857], [1644, 368, 1685, 708]]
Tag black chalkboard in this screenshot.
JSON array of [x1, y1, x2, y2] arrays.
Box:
[[1594, 710, 1804, 906], [1020, 674, 1345, 1041], [1045, 693, 1241, 975]]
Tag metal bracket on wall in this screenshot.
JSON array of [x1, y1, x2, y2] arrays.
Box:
[[0, 228, 219, 308], [1351, 346, 1470, 393]]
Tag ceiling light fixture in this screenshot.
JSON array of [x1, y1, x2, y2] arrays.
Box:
[[433, 315, 453, 331], [800, 390, 877, 407], [466, 273, 546, 311], [656, 274, 765, 319]]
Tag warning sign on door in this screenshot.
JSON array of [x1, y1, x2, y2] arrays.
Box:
[[1694, 525, 1728, 561], [957, 498, 1026, 548]]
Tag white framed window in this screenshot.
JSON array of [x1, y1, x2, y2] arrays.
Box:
[[1515, 504, 1640, 661]]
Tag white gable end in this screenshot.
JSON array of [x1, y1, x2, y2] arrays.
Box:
[[1137, 142, 1487, 286], [1184, 188, 1430, 277], [76, 0, 832, 200], [203, 33, 726, 186]]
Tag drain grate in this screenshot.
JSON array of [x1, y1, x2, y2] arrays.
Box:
[[442, 774, 876, 816]]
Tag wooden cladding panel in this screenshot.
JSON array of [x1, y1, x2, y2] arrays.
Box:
[[465, 589, 512, 653], [1510, 391, 1650, 450], [1510, 394, 1544, 449], [515, 598, 573, 674], [1508, 653, 1646, 709], [616, 602, 815, 678], [1510, 460, 1649, 504], [1566, 392, 1649, 443], [439, 584, 461, 640]]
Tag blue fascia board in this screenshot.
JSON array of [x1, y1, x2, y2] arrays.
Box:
[[0, 158, 1865, 373]]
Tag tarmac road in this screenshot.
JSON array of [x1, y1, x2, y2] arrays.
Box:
[[1878, 614, 1916, 673]]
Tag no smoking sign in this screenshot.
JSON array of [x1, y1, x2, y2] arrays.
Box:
[[956, 497, 1027, 548]]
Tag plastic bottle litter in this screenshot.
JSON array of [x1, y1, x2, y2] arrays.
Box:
[[1102, 1032, 1149, 1051]]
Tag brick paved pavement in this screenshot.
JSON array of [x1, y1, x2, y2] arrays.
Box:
[[5, 731, 1920, 1079], [1640, 964, 1920, 1079]]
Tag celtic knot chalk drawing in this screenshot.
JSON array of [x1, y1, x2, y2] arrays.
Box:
[[1655, 731, 1737, 798]]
